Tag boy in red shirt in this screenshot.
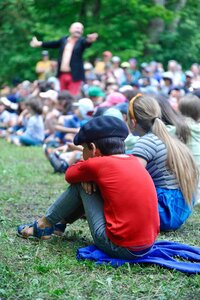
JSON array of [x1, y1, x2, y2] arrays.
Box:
[[18, 116, 159, 259]]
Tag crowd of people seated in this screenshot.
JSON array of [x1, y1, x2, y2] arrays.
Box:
[[1, 56, 200, 200]]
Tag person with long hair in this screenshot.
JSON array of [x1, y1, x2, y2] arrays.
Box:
[[155, 95, 190, 144], [128, 93, 199, 231]]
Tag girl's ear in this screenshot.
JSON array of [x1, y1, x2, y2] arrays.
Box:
[[131, 119, 136, 128]]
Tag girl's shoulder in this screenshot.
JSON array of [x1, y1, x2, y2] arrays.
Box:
[[137, 132, 163, 145]]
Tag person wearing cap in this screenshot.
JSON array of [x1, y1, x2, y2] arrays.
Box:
[[87, 86, 105, 107], [99, 92, 126, 108], [120, 63, 135, 87], [184, 71, 194, 93], [18, 115, 159, 260], [30, 22, 98, 95], [94, 51, 112, 77], [129, 58, 141, 83], [160, 72, 173, 96], [35, 51, 53, 80], [111, 56, 125, 85], [0, 98, 18, 136], [39, 90, 60, 138], [168, 86, 185, 111], [45, 97, 94, 161]]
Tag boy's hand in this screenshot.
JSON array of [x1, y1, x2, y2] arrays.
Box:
[[81, 182, 96, 194]]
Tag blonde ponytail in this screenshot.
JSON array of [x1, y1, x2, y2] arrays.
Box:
[[129, 94, 199, 205], [152, 118, 198, 205]]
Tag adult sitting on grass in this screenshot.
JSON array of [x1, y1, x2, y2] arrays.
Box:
[[128, 93, 199, 231], [18, 116, 160, 259]]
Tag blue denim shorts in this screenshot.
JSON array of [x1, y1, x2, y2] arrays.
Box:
[[156, 187, 193, 231]]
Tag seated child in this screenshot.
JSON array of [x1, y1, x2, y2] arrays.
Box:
[[128, 93, 199, 231], [178, 94, 200, 204], [18, 116, 160, 259], [8, 98, 44, 146], [53, 98, 94, 145]]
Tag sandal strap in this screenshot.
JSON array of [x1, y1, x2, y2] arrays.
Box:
[[33, 221, 54, 238], [54, 223, 66, 233]]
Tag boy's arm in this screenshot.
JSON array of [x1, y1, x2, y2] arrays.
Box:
[[65, 160, 95, 184]]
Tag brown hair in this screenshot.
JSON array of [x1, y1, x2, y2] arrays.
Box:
[[179, 94, 200, 122], [26, 97, 43, 115]]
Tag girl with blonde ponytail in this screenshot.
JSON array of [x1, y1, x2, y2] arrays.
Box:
[[128, 94, 199, 231]]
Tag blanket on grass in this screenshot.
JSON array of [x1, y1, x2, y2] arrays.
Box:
[[77, 241, 200, 274]]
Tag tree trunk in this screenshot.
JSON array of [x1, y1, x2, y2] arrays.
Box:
[[168, 0, 187, 31]]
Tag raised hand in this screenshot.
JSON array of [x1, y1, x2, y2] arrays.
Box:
[[30, 36, 42, 47]]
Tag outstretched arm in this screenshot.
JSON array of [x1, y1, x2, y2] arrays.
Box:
[[30, 36, 62, 49]]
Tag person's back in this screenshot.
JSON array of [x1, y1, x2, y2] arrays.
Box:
[[178, 94, 200, 204], [25, 114, 44, 142], [128, 93, 199, 231], [66, 154, 159, 248]]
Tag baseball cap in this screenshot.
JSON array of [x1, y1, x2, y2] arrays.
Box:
[[40, 90, 58, 102], [119, 85, 133, 93], [185, 70, 194, 78], [99, 92, 126, 107], [121, 62, 130, 68], [84, 62, 93, 70], [103, 107, 123, 120], [162, 72, 173, 81], [73, 98, 94, 119], [42, 50, 49, 56], [74, 115, 128, 145], [111, 56, 121, 63], [88, 86, 105, 97]]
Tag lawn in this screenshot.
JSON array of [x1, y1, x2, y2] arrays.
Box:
[[0, 139, 200, 300]]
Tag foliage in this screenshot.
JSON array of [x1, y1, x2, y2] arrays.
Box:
[[0, 0, 200, 85], [0, 139, 200, 299]]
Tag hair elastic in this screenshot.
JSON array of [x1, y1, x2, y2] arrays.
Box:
[[128, 93, 143, 122], [151, 117, 160, 124]]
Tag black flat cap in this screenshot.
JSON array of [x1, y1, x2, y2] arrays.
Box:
[[74, 116, 129, 145]]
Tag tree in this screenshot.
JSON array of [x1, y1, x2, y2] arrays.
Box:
[[0, 0, 199, 85]]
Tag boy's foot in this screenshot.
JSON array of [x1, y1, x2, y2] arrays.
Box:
[[17, 218, 54, 239], [53, 223, 66, 236]]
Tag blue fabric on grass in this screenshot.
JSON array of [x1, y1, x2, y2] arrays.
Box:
[[77, 241, 200, 274]]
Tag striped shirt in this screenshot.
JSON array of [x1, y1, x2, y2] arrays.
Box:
[[132, 133, 179, 189]]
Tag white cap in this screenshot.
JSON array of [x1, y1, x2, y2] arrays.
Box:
[[185, 70, 194, 78], [162, 72, 173, 80], [0, 97, 18, 110], [40, 90, 58, 102], [119, 85, 133, 93], [73, 98, 94, 119], [84, 62, 93, 70], [111, 56, 121, 63]]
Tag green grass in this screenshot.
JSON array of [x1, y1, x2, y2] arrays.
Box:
[[0, 139, 200, 300]]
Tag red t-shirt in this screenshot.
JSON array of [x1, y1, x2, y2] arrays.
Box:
[[65, 155, 160, 248]]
